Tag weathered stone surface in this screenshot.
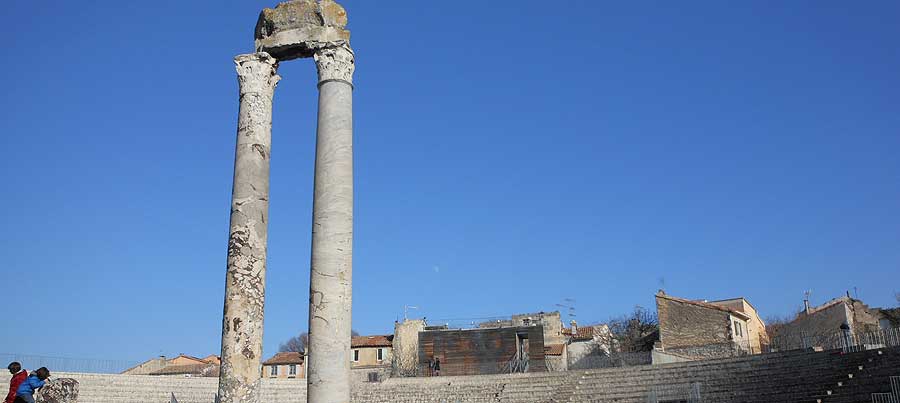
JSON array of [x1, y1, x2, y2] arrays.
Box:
[[307, 46, 355, 403], [255, 0, 351, 61], [35, 378, 78, 403], [218, 52, 280, 403], [313, 45, 354, 86]]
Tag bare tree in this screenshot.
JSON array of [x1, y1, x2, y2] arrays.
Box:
[[763, 314, 795, 347], [279, 329, 361, 353], [279, 332, 309, 353], [604, 306, 659, 353]]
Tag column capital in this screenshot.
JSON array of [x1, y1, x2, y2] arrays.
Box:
[[314, 45, 355, 87], [235, 52, 281, 96]]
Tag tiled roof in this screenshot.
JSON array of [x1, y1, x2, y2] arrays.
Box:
[[262, 352, 305, 366], [544, 344, 565, 356], [201, 355, 220, 364], [351, 335, 393, 348], [149, 363, 218, 376], [563, 325, 602, 341], [656, 292, 751, 320], [170, 354, 207, 364]]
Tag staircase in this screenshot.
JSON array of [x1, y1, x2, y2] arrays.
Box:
[[2, 347, 897, 402]]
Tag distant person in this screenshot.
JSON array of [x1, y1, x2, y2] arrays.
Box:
[[433, 357, 441, 376], [14, 367, 49, 403], [5, 362, 27, 403]]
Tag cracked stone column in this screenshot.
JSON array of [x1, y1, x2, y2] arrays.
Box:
[[218, 52, 280, 403], [307, 44, 355, 403]]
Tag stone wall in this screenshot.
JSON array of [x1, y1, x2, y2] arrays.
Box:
[[511, 311, 565, 345], [664, 342, 752, 360], [544, 355, 566, 372], [657, 295, 732, 349], [350, 366, 391, 383], [392, 319, 424, 376], [567, 339, 606, 368], [0, 372, 305, 403], [774, 297, 884, 349], [781, 299, 851, 341]]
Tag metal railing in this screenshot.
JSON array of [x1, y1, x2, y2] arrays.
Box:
[[569, 351, 652, 370], [871, 394, 896, 403], [769, 327, 900, 354], [841, 328, 900, 353], [871, 376, 900, 403], [0, 353, 139, 374], [502, 352, 529, 374]]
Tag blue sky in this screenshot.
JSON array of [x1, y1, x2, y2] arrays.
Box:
[[2, 0, 898, 363]]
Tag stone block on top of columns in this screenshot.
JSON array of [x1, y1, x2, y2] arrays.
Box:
[[255, 0, 351, 61]]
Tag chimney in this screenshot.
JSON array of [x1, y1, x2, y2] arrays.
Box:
[[570, 320, 578, 334], [803, 290, 812, 314]]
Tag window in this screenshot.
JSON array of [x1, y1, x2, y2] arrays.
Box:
[[377, 348, 384, 361], [289, 364, 297, 376], [734, 321, 743, 337], [270, 365, 278, 376], [352, 349, 360, 362]]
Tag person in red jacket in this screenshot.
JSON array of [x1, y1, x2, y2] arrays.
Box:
[[5, 362, 27, 403]]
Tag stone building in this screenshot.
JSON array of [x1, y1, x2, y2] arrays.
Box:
[[655, 291, 754, 360], [707, 297, 768, 352], [262, 352, 305, 379], [122, 354, 219, 376], [392, 319, 425, 377], [772, 295, 885, 350], [512, 311, 566, 345]]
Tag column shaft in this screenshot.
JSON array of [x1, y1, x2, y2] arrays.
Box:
[[218, 52, 279, 403], [307, 45, 355, 403]]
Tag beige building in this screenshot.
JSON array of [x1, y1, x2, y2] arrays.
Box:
[[351, 335, 394, 383], [656, 291, 754, 360], [708, 297, 768, 352], [351, 335, 393, 368], [262, 352, 305, 379], [558, 321, 613, 371], [122, 354, 220, 376]]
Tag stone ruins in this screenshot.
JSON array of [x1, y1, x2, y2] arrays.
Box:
[[217, 1, 355, 402]]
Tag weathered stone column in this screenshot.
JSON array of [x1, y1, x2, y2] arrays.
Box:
[[218, 52, 280, 403], [307, 44, 355, 403]]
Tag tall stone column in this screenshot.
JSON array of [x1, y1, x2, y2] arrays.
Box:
[[218, 52, 280, 403], [307, 44, 355, 403]]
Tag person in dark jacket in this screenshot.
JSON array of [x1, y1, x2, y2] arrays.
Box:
[[14, 367, 49, 403], [5, 363, 27, 403]]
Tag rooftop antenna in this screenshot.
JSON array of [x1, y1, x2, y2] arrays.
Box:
[[556, 299, 577, 319], [404, 305, 419, 321]]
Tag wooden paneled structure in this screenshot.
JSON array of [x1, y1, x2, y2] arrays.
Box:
[[418, 325, 547, 376]]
